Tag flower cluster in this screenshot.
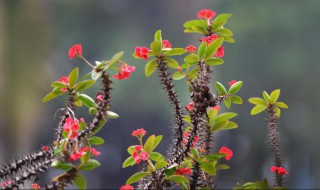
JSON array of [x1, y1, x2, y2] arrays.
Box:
[[58, 76, 70, 92], [132, 145, 149, 164], [70, 146, 101, 161], [270, 166, 289, 175], [113, 63, 136, 80], [63, 118, 80, 139], [185, 45, 197, 53], [197, 9, 216, 21], [182, 132, 199, 147], [211, 105, 221, 111], [218, 146, 233, 160], [186, 102, 195, 111], [135, 46, 150, 60], [31, 183, 40, 190], [175, 168, 192, 175], [132, 128, 146, 137], [1, 180, 13, 189], [162, 40, 172, 48], [201, 34, 218, 45], [68, 44, 83, 59], [216, 46, 224, 58]]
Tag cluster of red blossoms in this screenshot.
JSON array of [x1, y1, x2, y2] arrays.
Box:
[[270, 166, 289, 175], [31, 183, 40, 190], [120, 184, 134, 190], [1, 180, 13, 189], [113, 64, 136, 80], [197, 9, 216, 21], [186, 102, 195, 111], [58, 76, 69, 92], [185, 45, 197, 53], [132, 128, 146, 137], [218, 146, 233, 160], [68, 44, 83, 59], [132, 145, 149, 164], [182, 132, 199, 147], [70, 146, 101, 161], [162, 40, 172, 49], [63, 118, 80, 139], [201, 34, 224, 58], [175, 168, 192, 176], [135, 46, 150, 60]]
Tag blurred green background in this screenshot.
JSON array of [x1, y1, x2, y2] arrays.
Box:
[[0, 0, 319, 189]]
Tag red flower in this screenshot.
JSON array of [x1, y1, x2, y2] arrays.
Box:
[[186, 102, 194, 111], [69, 147, 88, 161], [271, 166, 289, 175], [2, 181, 7, 188], [185, 45, 197, 53], [228, 80, 237, 87], [176, 168, 192, 175], [162, 40, 172, 48], [68, 44, 83, 59], [219, 146, 233, 160], [42, 146, 48, 151], [113, 64, 136, 80], [211, 106, 221, 111], [177, 67, 182, 72], [135, 46, 150, 60], [96, 94, 104, 102], [58, 76, 69, 92], [63, 118, 80, 139], [132, 128, 146, 137], [132, 145, 149, 164], [134, 145, 143, 152], [31, 183, 40, 190], [201, 34, 218, 45], [120, 185, 134, 190], [197, 9, 216, 21], [91, 148, 101, 156], [215, 46, 224, 58]]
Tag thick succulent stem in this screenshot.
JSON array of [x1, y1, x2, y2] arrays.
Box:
[[267, 105, 283, 187], [45, 168, 78, 190]]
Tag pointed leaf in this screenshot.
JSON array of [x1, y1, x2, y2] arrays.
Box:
[[144, 135, 155, 154], [75, 80, 96, 92], [154, 30, 162, 42], [211, 20, 227, 31], [230, 96, 242, 104], [250, 105, 267, 115], [173, 71, 185, 80], [74, 173, 86, 190], [164, 48, 187, 56], [155, 160, 168, 170], [68, 67, 79, 88], [167, 175, 189, 184], [79, 94, 97, 108], [122, 156, 136, 168], [183, 20, 197, 28], [216, 28, 233, 36], [184, 54, 199, 63], [205, 38, 224, 60], [126, 172, 150, 185], [216, 164, 230, 170], [211, 120, 229, 132], [50, 81, 68, 88], [213, 14, 232, 22], [263, 91, 270, 102], [51, 161, 74, 171], [145, 59, 158, 77], [215, 82, 227, 95], [200, 162, 217, 175], [164, 58, 179, 69], [224, 121, 238, 130], [205, 58, 224, 66], [150, 152, 165, 161], [274, 107, 281, 117], [248, 97, 267, 106], [105, 51, 124, 70], [224, 98, 231, 109], [151, 41, 162, 56], [191, 25, 207, 35], [42, 91, 64, 103], [127, 146, 135, 155], [222, 36, 235, 43], [188, 67, 199, 80], [275, 102, 288, 109], [153, 135, 163, 151], [215, 112, 237, 123], [198, 42, 207, 59], [270, 89, 281, 104], [78, 159, 101, 171], [228, 81, 243, 94], [89, 136, 105, 145], [107, 111, 119, 118]]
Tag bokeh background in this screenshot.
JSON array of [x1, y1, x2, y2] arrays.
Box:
[[0, 0, 319, 189]]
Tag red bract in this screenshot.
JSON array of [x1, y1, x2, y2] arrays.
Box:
[[113, 64, 136, 81], [162, 40, 172, 48], [215, 46, 224, 58], [186, 102, 195, 111], [42, 146, 48, 151], [185, 45, 197, 53], [132, 128, 146, 137], [68, 44, 83, 60], [271, 166, 289, 175], [211, 106, 221, 111], [228, 80, 237, 87], [120, 185, 134, 190], [1, 182, 7, 188], [201, 34, 218, 45], [91, 148, 101, 156], [176, 168, 192, 175], [219, 146, 233, 160], [132, 145, 149, 164], [135, 46, 150, 60], [96, 94, 104, 102], [177, 67, 182, 72], [31, 183, 40, 190], [63, 118, 80, 139], [58, 76, 69, 92], [197, 9, 216, 21]]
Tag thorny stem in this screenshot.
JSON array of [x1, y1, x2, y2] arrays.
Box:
[[267, 105, 283, 187]]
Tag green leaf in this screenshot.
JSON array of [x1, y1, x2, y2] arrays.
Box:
[[184, 28, 195, 33], [126, 172, 150, 185], [165, 166, 177, 177], [275, 102, 288, 109], [74, 173, 86, 190], [153, 135, 163, 151], [89, 136, 105, 145], [42, 91, 64, 103], [144, 135, 155, 154], [79, 94, 97, 108], [215, 82, 227, 95], [216, 112, 238, 124], [173, 71, 185, 80], [122, 156, 136, 168], [230, 96, 243, 104], [145, 59, 158, 77], [68, 67, 79, 88], [248, 97, 267, 106], [150, 152, 165, 161], [155, 160, 168, 170], [106, 111, 119, 118], [89, 107, 98, 114], [184, 54, 199, 64], [51, 161, 74, 171], [164, 48, 187, 56], [127, 146, 135, 155], [151, 41, 162, 56], [211, 20, 227, 31], [211, 120, 229, 132], [91, 71, 103, 80], [191, 25, 207, 35], [198, 42, 207, 59], [91, 120, 106, 135], [205, 58, 224, 66], [167, 175, 189, 184], [222, 36, 235, 43], [274, 107, 281, 117], [200, 162, 216, 175], [205, 37, 224, 60], [213, 14, 232, 22], [188, 67, 199, 80], [183, 20, 197, 28], [180, 183, 189, 190], [75, 80, 96, 92], [183, 115, 191, 124], [81, 148, 90, 164], [228, 81, 243, 94], [263, 91, 271, 102], [196, 20, 209, 28], [164, 58, 179, 69], [270, 89, 281, 104], [154, 30, 162, 42], [241, 179, 270, 190], [74, 100, 82, 107], [78, 159, 101, 171], [50, 81, 68, 88], [224, 121, 238, 130], [250, 105, 267, 115], [216, 164, 230, 170], [216, 28, 233, 36], [105, 51, 124, 70], [208, 109, 218, 124], [224, 98, 231, 109]]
